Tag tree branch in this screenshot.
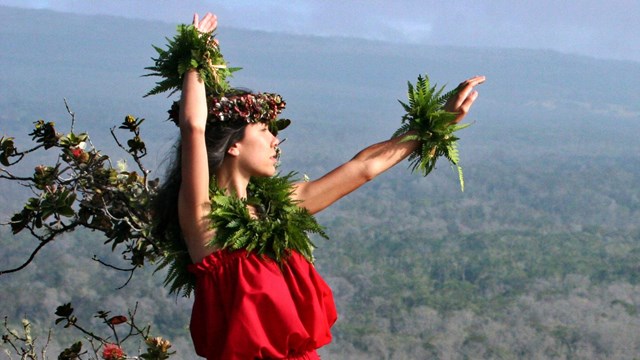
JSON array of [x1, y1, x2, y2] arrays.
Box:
[[0, 223, 77, 276], [64, 98, 76, 134], [109, 126, 151, 183], [92, 256, 137, 289]]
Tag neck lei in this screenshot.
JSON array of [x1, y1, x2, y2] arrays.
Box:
[[208, 173, 327, 263], [162, 173, 327, 297]]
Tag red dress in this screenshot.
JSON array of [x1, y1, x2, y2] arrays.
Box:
[[187, 249, 337, 359]]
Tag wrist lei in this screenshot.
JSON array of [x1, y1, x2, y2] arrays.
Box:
[[393, 74, 471, 191], [144, 24, 239, 97]]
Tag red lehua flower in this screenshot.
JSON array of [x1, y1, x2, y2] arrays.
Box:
[[71, 148, 83, 158], [102, 343, 125, 360]]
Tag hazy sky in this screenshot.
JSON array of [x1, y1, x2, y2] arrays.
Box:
[[2, 0, 638, 63]]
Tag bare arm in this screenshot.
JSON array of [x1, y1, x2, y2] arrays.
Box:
[[293, 135, 419, 214], [177, 13, 218, 263], [293, 75, 485, 214]]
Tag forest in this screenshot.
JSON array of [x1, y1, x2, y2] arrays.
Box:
[[1, 5, 639, 360]]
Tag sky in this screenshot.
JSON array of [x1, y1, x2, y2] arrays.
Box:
[[1, 0, 639, 63]]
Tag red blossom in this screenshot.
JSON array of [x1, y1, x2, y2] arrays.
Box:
[[71, 148, 83, 158], [102, 343, 125, 360]]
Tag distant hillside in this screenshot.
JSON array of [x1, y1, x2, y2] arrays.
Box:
[[1, 4, 638, 218], [1, 5, 638, 165]]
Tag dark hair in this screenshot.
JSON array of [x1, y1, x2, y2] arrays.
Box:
[[150, 115, 248, 254]]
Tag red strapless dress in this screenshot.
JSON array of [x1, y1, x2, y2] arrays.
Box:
[[187, 249, 337, 359]]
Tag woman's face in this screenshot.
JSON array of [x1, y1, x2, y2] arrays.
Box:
[[233, 122, 280, 177]]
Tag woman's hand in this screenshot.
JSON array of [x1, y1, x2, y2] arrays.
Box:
[[445, 75, 486, 123], [179, 12, 219, 132], [193, 12, 218, 33]]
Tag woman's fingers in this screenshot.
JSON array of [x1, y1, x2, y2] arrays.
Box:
[[194, 12, 217, 33], [458, 89, 479, 116], [454, 76, 485, 106], [447, 75, 485, 122]]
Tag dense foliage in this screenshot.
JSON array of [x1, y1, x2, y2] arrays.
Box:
[[0, 113, 162, 278], [0, 110, 181, 359], [4, 147, 639, 358]]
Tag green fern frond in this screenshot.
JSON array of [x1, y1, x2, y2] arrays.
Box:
[[438, 86, 460, 106], [155, 245, 196, 297], [445, 141, 460, 165], [457, 165, 465, 192], [393, 73, 471, 191]]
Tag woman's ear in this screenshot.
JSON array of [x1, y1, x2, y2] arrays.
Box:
[[227, 143, 240, 157]]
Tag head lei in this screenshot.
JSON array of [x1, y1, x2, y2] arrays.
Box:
[[144, 23, 291, 135], [167, 92, 291, 135]]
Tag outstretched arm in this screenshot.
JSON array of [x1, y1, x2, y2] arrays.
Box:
[[293, 75, 485, 214], [177, 13, 218, 262]]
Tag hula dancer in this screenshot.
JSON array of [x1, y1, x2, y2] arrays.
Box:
[[151, 12, 485, 360]]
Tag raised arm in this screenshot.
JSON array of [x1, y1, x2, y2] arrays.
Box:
[[293, 75, 485, 214], [177, 13, 218, 262]]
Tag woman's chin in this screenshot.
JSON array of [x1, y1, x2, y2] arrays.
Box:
[[254, 168, 277, 178]]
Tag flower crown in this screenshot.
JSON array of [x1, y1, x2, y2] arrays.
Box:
[[167, 92, 291, 134], [145, 24, 291, 134]]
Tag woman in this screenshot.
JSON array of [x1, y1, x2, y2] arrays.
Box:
[[156, 12, 484, 360]]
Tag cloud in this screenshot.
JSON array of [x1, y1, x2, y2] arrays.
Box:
[[0, 0, 638, 62]]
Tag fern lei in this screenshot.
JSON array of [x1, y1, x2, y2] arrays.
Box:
[[393, 74, 471, 191], [157, 174, 327, 297], [208, 174, 327, 264], [143, 24, 240, 97]]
